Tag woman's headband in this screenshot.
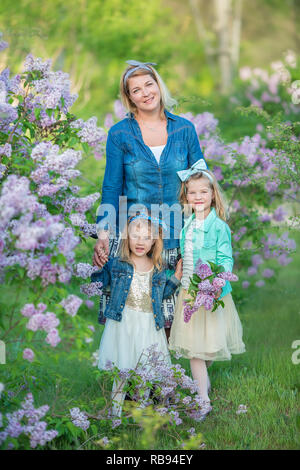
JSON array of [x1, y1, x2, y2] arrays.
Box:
[[123, 60, 157, 90]]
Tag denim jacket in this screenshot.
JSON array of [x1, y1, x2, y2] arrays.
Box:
[[180, 208, 234, 299], [96, 109, 208, 250], [91, 257, 181, 330]]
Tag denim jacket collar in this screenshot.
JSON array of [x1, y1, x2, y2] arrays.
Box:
[[117, 257, 165, 279], [126, 108, 177, 121]]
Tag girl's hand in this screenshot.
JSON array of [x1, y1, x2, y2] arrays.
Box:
[[214, 289, 222, 299], [174, 258, 183, 281], [93, 232, 109, 268]]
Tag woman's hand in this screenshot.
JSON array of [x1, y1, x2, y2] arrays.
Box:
[[174, 258, 183, 281], [92, 230, 109, 268]]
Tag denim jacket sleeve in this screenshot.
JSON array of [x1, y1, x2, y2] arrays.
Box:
[[90, 256, 114, 288], [96, 130, 123, 232], [216, 223, 234, 273], [188, 124, 208, 169], [162, 274, 181, 299]]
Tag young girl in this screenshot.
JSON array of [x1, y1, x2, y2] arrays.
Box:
[[91, 212, 183, 417], [169, 164, 246, 417]]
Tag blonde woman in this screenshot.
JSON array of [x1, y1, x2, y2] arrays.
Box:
[[93, 60, 208, 338]]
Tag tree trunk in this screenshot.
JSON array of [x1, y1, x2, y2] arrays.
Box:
[[214, 0, 232, 94], [231, 0, 243, 71]]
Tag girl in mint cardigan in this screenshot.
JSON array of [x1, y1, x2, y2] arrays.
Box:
[[169, 163, 246, 419]]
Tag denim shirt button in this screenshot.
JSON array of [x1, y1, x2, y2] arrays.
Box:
[[152, 299, 155, 303]]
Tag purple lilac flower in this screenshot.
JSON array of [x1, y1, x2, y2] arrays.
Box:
[[75, 263, 99, 279], [23, 348, 35, 362], [104, 113, 114, 129], [0, 392, 58, 448], [242, 281, 250, 289], [252, 254, 263, 267], [247, 266, 257, 276], [262, 268, 274, 278], [212, 277, 226, 290], [85, 300, 94, 309], [255, 280, 265, 287], [259, 213, 272, 222], [69, 408, 90, 431], [198, 279, 215, 293], [21, 304, 36, 318], [195, 260, 213, 279], [60, 294, 82, 317], [80, 281, 103, 298], [44, 328, 61, 347], [273, 206, 287, 222], [277, 254, 292, 266], [217, 272, 238, 281], [0, 143, 12, 157], [111, 419, 121, 429]]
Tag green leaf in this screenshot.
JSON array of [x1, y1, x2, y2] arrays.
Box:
[[34, 108, 41, 120]]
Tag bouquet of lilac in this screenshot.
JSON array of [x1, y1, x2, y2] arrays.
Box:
[[183, 259, 238, 322]]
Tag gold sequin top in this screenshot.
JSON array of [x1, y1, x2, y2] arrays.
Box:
[[125, 266, 154, 313]]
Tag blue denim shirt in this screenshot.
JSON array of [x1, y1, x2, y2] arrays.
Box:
[[180, 208, 234, 299], [91, 256, 181, 330], [96, 109, 208, 250]]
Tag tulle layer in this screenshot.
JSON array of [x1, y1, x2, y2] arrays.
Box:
[[98, 305, 171, 371], [169, 288, 246, 361]]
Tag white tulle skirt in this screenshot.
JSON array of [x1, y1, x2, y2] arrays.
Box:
[[98, 305, 171, 371], [169, 287, 246, 361]]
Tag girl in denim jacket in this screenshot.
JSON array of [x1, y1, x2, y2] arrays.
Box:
[[169, 163, 245, 418], [92, 213, 182, 417]]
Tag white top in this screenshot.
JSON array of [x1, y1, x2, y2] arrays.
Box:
[[181, 218, 204, 289], [149, 144, 165, 164]]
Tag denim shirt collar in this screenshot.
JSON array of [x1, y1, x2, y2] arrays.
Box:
[[182, 207, 217, 235], [126, 108, 177, 121]]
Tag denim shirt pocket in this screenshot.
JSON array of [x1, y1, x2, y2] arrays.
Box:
[[173, 141, 188, 164]]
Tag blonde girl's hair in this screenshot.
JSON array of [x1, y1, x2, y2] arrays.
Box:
[[178, 170, 229, 221], [119, 215, 164, 271], [119, 64, 178, 120]]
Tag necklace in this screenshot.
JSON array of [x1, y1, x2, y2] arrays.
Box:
[[138, 118, 167, 132]]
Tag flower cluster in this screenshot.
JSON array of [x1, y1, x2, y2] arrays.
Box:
[[60, 294, 83, 317], [0, 392, 58, 449], [21, 302, 61, 348], [183, 259, 238, 323], [69, 407, 90, 431]]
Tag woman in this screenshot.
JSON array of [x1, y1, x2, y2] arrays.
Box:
[[93, 59, 208, 339]]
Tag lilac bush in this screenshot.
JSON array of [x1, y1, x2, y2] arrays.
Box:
[[0, 392, 58, 449], [0, 38, 104, 365]]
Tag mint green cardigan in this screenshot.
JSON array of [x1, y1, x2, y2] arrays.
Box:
[[179, 208, 234, 299]]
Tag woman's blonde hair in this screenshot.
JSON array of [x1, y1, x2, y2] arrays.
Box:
[[119, 64, 178, 120], [119, 214, 164, 271], [178, 170, 229, 221]]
